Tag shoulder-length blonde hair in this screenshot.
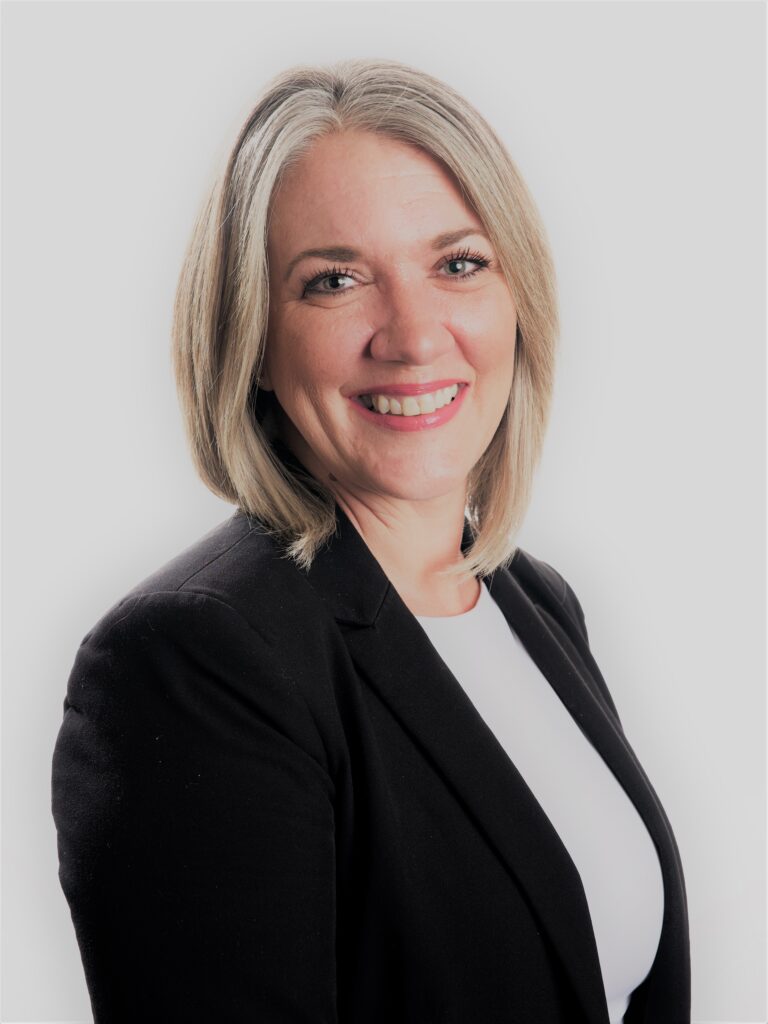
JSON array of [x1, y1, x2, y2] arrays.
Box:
[[172, 57, 559, 584]]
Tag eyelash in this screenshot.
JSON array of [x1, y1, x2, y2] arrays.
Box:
[[299, 246, 492, 297]]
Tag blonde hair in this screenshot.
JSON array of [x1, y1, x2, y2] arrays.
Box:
[[172, 57, 559, 583]]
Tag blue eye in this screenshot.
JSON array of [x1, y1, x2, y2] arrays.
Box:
[[300, 265, 355, 297], [299, 246, 492, 298], [442, 247, 491, 278]]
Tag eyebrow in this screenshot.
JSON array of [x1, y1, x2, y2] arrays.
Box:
[[283, 226, 491, 282]]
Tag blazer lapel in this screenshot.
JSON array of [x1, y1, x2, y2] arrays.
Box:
[[302, 499, 610, 1023], [485, 567, 690, 1022], [272, 439, 686, 1023]]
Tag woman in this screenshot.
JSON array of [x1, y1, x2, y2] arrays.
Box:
[[51, 58, 691, 1023]]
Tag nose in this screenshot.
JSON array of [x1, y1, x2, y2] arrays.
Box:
[[368, 279, 455, 365]]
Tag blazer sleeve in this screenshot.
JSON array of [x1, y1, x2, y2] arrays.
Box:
[[51, 590, 337, 1024]]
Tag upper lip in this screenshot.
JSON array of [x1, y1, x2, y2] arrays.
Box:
[[350, 380, 468, 398]]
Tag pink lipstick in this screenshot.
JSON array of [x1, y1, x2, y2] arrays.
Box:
[[348, 382, 469, 432]]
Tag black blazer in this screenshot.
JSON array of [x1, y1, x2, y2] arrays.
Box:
[[51, 448, 691, 1024]]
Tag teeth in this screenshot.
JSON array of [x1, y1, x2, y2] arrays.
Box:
[[359, 383, 460, 416]]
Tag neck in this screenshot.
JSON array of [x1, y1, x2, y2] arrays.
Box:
[[271, 427, 478, 614]]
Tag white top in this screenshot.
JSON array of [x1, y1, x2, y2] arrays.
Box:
[[415, 577, 664, 1024]]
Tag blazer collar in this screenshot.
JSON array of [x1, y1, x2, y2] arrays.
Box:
[[271, 438, 688, 1024], [306, 497, 478, 629], [271, 436, 479, 627]]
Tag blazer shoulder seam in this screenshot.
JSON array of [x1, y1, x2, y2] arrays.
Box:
[[514, 549, 568, 607], [93, 588, 274, 648], [89, 588, 335, 787], [175, 523, 260, 591]]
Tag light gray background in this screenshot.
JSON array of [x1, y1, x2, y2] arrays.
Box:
[[2, 1, 765, 1022]]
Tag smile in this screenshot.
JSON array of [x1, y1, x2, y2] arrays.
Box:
[[357, 383, 460, 416], [348, 383, 469, 433]]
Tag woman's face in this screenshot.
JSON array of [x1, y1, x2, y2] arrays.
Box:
[[262, 129, 517, 503]]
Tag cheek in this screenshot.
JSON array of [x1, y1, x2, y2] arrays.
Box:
[[270, 316, 360, 405], [455, 300, 517, 371]]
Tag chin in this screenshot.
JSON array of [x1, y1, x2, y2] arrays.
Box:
[[370, 470, 468, 503]]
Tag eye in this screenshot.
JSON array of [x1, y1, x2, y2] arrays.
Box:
[[300, 264, 356, 297], [439, 247, 491, 280], [299, 246, 492, 298]]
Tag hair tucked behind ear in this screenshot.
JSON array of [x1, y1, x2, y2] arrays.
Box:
[[171, 57, 559, 581]]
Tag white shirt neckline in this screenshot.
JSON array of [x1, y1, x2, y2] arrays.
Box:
[[414, 577, 489, 620]]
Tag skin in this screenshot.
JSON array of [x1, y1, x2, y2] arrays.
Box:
[[260, 129, 517, 616]]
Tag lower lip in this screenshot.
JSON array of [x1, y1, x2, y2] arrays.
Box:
[[348, 385, 469, 432]]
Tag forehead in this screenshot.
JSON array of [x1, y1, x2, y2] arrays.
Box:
[[268, 130, 479, 251]]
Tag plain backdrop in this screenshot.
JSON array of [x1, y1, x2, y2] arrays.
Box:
[[2, 2, 765, 1022]]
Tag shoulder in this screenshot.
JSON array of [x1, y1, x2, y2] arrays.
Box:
[[82, 510, 307, 649], [508, 547, 590, 647], [66, 512, 333, 780], [508, 547, 625, 727], [70, 510, 332, 740]]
